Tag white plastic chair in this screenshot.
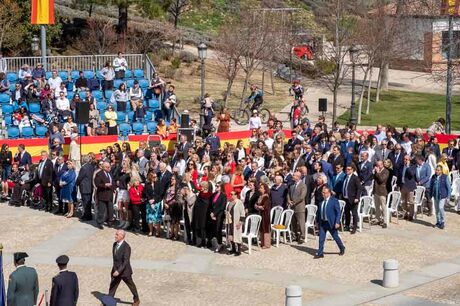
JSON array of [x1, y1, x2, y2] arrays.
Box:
[[305, 204, 317, 243], [338, 200, 346, 232], [450, 170, 459, 186], [242, 214, 262, 254], [270, 206, 283, 227], [271, 209, 294, 247], [413, 186, 426, 219], [386, 191, 401, 225], [358, 196, 373, 232], [391, 176, 398, 192]]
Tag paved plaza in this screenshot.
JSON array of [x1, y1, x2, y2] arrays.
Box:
[[1, 202, 460, 305]]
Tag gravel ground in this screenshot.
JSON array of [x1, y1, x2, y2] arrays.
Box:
[[403, 273, 460, 305]]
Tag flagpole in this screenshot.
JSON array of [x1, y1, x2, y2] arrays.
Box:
[[40, 25, 47, 70]]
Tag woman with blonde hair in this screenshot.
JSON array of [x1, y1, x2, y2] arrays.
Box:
[[225, 190, 246, 256], [437, 154, 450, 175]]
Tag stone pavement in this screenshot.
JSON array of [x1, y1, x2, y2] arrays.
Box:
[[1, 202, 460, 305]]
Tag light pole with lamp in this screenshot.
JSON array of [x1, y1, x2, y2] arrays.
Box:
[[349, 44, 358, 125], [197, 42, 207, 128]]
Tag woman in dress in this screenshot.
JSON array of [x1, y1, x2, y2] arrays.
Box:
[[104, 105, 118, 135], [207, 183, 227, 252], [87, 102, 100, 136], [217, 108, 231, 133], [185, 160, 199, 187], [0, 144, 12, 200], [143, 172, 163, 237], [165, 175, 181, 240], [60, 160, 77, 218], [231, 165, 245, 197], [255, 183, 271, 249], [193, 181, 213, 247], [225, 190, 246, 256]]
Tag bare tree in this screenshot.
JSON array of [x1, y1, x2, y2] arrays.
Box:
[[168, 0, 189, 29], [79, 17, 118, 54]]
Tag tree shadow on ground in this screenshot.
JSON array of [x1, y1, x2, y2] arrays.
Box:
[[92, 291, 132, 305]]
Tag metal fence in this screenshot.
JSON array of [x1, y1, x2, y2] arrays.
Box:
[[5, 54, 147, 74]]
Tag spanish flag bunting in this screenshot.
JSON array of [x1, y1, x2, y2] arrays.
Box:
[[442, 0, 460, 16], [31, 0, 55, 25]]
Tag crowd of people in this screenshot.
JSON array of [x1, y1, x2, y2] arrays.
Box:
[[2, 108, 460, 257]]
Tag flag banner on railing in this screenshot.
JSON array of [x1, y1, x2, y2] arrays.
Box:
[[442, 0, 460, 16], [0, 249, 5, 306], [31, 0, 55, 25]]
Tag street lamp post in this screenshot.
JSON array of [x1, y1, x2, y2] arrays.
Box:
[[349, 45, 358, 125], [197, 42, 207, 128], [31, 35, 39, 55]]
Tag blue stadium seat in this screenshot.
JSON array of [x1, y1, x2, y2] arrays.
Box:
[[35, 125, 48, 138], [104, 90, 113, 101], [96, 70, 104, 80], [134, 69, 144, 79], [124, 70, 133, 79], [92, 90, 103, 100], [4, 115, 12, 126], [114, 79, 124, 89], [9, 83, 16, 92], [6, 72, 17, 82], [145, 111, 153, 121], [99, 112, 105, 122], [127, 111, 134, 122], [21, 127, 34, 138], [119, 123, 131, 137], [2, 104, 14, 115], [78, 124, 86, 135], [45, 71, 52, 79], [148, 99, 160, 110], [126, 79, 135, 88], [7, 127, 19, 139], [116, 111, 126, 123], [79, 91, 87, 100], [138, 79, 149, 89], [146, 121, 157, 134], [67, 92, 75, 101], [153, 109, 163, 121], [71, 70, 80, 80], [0, 93, 10, 104], [132, 122, 144, 135], [96, 101, 107, 111], [84, 70, 95, 79], [29, 102, 41, 114], [59, 71, 68, 80], [66, 81, 74, 91], [126, 102, 131, 112]]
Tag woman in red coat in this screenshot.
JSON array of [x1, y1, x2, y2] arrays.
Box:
[[129, 179, 144, 232], [255, 183, 271, 249]]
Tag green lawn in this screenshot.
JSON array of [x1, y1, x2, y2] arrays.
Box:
[[338, 90, 460, 130]]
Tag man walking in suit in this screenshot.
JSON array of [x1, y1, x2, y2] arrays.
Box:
[[314, 187, 345, 259], [373, 160, 390, 228], [76, 155, 95, 221], [7, 252, 39, 306], [342, 164, 362, 234], [287, 171, 307, 244], [50, 255, 79, 306], [38, 150, 54, 212], [53, 156, 68, 215], [94, 162, 115, 229], [442, 139, 458, 171], [109, 230, 140, 306], [399, 155, 417, 221]]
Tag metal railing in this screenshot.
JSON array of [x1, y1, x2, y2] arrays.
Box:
[[4, 54, 146, 73]]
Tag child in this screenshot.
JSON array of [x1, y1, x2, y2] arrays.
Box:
[[134, 100, 146, 122]]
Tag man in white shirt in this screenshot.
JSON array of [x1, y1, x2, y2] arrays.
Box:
[[400, 133, 413, 156], [56, 91, 71, 119], [113, 52, 128, 79], [263, 131, 274, 150], [48, 70, 63, 91]]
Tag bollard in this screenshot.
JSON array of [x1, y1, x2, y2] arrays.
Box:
[[285, 285, 302, 306], [382, 259, 399, 288]]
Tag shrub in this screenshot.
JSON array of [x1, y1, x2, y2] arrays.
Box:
[[171, 57, 181, 69], [179, 50, 197, 63]]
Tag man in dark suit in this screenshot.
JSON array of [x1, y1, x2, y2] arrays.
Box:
[[284, 130, 301, 152], [270, 175, 287, 208], [95, 162, 115, 229], [50, 255, 79, 306], [328, 145, 344, 173], [399, 154, 417, 221], [288, 171, 307, 243], [76, 155, 95, 221], [357, 152, 373, 195], [53, 156, 68, 215], [442, 139, 458, 171], [342, 164, 362, 234], [109, 230, 140, 306], [388, 144, 405, 177], [13, 144, 32, 170], [299, 166, 314, 205], [7, 252, 39, 306], [244, 162, 265, 183], [314, 187, 345, 259], [157, 162, 172, 200], [290, 150, 305, 173], [332, 164, 346, 198], [38, 150, 54, 212]]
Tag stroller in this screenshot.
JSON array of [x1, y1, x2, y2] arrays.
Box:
[[21, 167, 44, 209]]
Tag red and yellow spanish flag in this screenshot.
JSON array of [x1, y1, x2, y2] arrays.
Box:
[[31, 0, 55, 25], [442, 0, 460, 16]]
